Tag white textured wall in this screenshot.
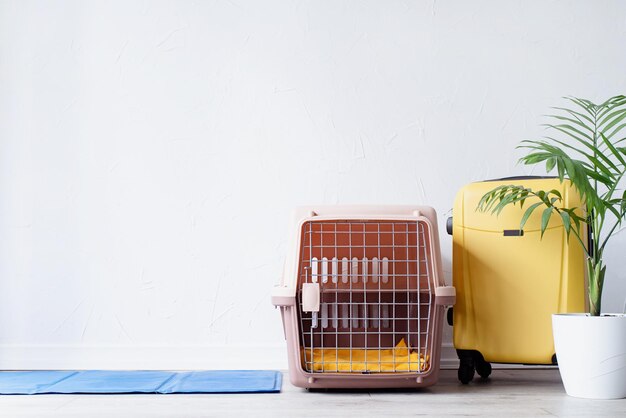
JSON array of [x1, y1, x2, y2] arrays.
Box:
[[0, 0, 625, 369]]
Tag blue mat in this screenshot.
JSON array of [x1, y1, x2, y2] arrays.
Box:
[[0, 370, 282, 394]]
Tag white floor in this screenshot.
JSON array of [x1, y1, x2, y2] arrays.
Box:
[[0, 369, 624, 417]]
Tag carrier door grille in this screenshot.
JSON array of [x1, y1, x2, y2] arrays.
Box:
[[296, 220, 434, 374]]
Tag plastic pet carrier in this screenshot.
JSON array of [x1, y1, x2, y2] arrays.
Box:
[[272, 206, 455, 389]]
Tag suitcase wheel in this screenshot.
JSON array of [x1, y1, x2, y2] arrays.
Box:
[[457, 350, 491, 383], [457, 355, 475, 384], [471, 351, 492, 379], [475, 358, 492, 379]]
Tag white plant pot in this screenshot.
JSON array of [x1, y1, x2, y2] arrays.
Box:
[[552, 313, 626, 399]]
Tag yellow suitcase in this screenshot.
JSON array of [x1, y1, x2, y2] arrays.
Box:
[[448, 177, 586, 383]]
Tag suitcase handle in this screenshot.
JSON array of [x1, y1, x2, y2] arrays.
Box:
[[484, 175, 557, 182]]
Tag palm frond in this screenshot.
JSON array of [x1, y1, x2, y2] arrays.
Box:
[[478, 95, 626, 316]]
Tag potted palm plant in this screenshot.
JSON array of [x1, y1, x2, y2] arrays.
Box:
[[477, 96, 626, 399]]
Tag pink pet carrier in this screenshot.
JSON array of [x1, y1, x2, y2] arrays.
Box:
[[271, 206, 455, 389]]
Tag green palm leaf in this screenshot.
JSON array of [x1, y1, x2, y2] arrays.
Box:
[[476, 95, 626, 316]]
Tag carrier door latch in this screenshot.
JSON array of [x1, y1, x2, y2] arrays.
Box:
[[435, 286, 456, 306], [301, 282, 320, 312], [271, 285, 296, 307]]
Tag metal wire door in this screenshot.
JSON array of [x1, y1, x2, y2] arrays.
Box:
[[297, 220, 434, 374]]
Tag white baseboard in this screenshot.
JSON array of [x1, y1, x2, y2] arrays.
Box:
[[437, 343, 558, 370], [0, 344, 289, 371], [440, 342, 459, 369], [2, 343, 549, 371]]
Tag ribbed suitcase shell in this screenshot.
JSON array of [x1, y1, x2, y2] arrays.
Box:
[[452, 178, 586, 365]]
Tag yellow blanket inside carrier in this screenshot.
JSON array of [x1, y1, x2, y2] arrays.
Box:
[[302, 339, 429, 373]]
